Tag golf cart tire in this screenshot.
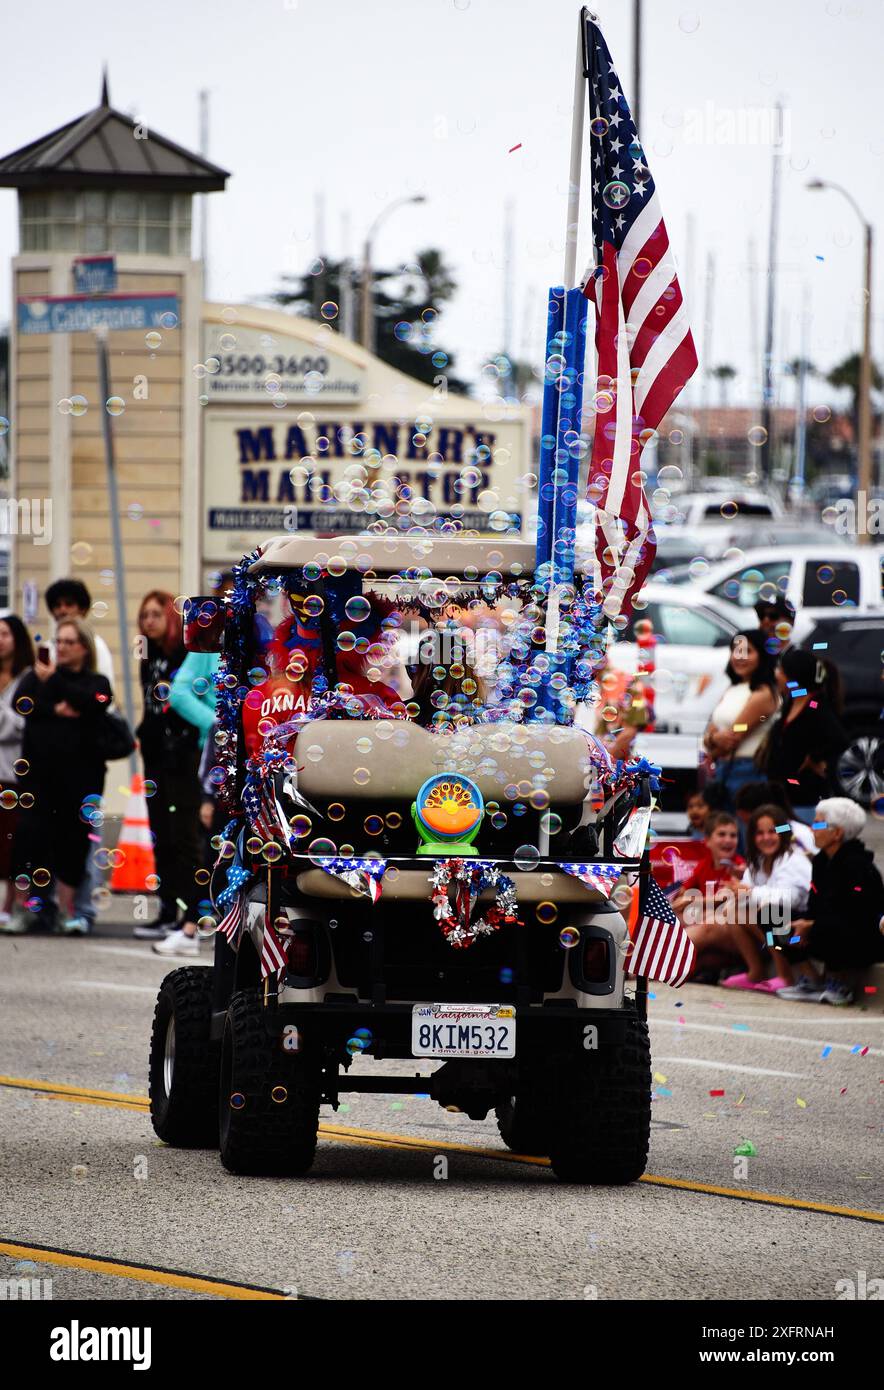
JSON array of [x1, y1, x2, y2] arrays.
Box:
[[149, 967, 220, 1147], [548, 1009, 651, 1184], [495, 1096, 550, 1156], [219, 989, 320, 1177]]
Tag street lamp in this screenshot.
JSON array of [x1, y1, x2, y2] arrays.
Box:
[[360, 195, 427, 353], [807, 178, 874, 540]]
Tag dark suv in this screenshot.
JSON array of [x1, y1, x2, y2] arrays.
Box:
[[802, 614, 884, 807]]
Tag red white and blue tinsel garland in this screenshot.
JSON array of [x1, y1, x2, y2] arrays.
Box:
[[430, 858, 521, 949]]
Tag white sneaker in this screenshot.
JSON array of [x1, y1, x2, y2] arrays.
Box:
[[776, 977, 825, 1003], [151, 928, 200, 958]]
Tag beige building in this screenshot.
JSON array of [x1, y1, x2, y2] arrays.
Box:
[[1, 80, 530, 724]]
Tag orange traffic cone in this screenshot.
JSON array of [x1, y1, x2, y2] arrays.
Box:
[[110, 773, 157, 892]]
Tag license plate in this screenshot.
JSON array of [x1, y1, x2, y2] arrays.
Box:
[[411, 1004, 516, 1059]]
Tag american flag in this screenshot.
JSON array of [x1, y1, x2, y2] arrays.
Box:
[[260, 915, 288, 979], [243, 770, 283, 846], [218, 895, 244, 946], [582, 14, 698, 619], [625, 871, 695, 987]]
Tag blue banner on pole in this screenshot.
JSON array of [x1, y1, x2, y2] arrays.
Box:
[[17, 294, 179, 336]]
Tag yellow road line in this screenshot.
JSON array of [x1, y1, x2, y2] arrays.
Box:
[[3, 1073, 882, 1225], [0, 1074, 150, 1103], [635, 1173, 884, 1222], [0, 1240, 289, 1300]]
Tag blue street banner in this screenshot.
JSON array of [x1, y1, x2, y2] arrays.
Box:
[[17, 293, 179, 336], [72, 255, 117, 295]]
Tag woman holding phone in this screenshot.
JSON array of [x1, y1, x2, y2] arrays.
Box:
[[5, 618, 112, 935]]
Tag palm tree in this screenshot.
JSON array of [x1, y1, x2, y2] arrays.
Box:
[[826, 352, 883, 438], [710, 363, 737, 407]]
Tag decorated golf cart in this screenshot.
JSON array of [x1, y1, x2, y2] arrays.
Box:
[[147, 536, 694, 1182]]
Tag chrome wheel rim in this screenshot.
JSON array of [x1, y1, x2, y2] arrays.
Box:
[[838, 735, 884, 806], [163, 1017, 175, 1094]]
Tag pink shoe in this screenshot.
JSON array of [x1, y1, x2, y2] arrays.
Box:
[[722, 971, 779, 992]]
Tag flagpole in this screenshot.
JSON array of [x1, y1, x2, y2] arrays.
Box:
[[563, 7, 593, 287]]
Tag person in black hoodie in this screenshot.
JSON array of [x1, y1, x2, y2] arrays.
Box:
[[776, 797, 884, 1005], [132, 589, 199, 941], [760, 647, 848, 823], [8, 617, 112, 934]]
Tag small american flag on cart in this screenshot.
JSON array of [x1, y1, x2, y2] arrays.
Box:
[[218, 895, 244, 945], [625, 872, 695, 987], [260, 916, 288, 980]]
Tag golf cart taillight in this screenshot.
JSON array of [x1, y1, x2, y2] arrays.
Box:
[[286, 929, 316, 977], [582, 938, 609, 982]]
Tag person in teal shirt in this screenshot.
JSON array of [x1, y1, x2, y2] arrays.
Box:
[[151, 651, 220, 958]]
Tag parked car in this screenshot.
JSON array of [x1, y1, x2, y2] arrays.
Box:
[[653, 522, 847, 581], [801, 614, 884, 808], [669, 545, 884, 640], [668, 490, 784, 527]]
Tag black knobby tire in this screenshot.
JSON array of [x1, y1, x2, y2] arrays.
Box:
[[219, 989, 320, 1177], [149, 967, 220, 1147], [548, 1009, 651, 1184], [495, 1095, 551, 1156]]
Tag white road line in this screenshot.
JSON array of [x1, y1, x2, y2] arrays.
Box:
[[84, 945, 172, 961], [72, 981, 157, 995], [650, 1018, 883, 1056], [653, 1008, 884, 1025], [653, 1055, 807, 1079]]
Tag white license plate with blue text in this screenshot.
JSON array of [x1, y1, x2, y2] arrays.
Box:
[[411, 1004, 516, 1059]]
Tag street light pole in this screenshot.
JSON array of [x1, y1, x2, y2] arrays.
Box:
[[359, 195, 427, 353], [807, 179, 874, 541]]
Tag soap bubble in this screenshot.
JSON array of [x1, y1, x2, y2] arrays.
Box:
[[514, 843, 540, 871], [345, 595, 371, 623]]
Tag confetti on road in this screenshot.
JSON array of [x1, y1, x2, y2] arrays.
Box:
[[821, 1046, 832, 1059], [796, 1097, 807, 1108], [733, 1140, 757, 1156], [709, 1089, 725, 1097], [732, 1024, 750, 1032], [654, 1072, 668, 1083], [508, 142, 522, 152]]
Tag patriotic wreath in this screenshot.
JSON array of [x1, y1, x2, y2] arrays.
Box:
[[430, 857, 521, 949]]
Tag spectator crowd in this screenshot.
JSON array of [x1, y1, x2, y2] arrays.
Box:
[[656, 595, 884, 1006], [0, 577, 881, 1008]]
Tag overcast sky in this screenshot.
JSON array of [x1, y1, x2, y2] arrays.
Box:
[[2, 0, 882, 410]]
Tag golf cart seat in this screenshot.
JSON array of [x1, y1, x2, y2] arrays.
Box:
[[296, 719, 593, 807]]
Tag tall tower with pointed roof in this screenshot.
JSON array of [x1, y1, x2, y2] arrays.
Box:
[[0, 74, 228, 673]]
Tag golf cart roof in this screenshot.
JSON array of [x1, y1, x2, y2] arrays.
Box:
[[249, 534, 537, 579]]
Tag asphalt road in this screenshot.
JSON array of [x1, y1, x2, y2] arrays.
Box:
[[1, 912, 881, 1302]]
